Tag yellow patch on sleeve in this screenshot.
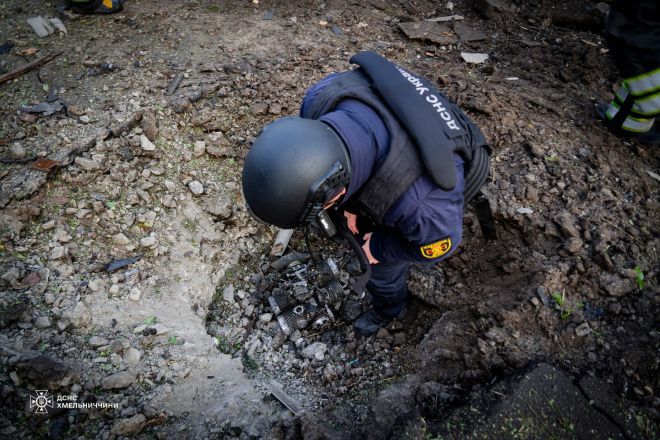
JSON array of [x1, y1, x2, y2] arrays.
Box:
[[103, 0, 113, 8], [420, 237, 452, 259]]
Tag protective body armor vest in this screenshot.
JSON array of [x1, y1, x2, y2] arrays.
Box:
[[305, 58, 490, 223]]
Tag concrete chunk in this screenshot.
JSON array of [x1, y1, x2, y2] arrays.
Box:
[[27, 16, 55, 37]]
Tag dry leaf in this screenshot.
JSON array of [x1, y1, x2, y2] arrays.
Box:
[[31, 158, 59, 172], [17, 47, 38, 56]]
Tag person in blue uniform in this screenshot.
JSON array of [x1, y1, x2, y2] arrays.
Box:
[[242, 53, 489, 336], [597, 0, 660, 145], [66, 0, 123, 14], [300, 73, 465, 327]]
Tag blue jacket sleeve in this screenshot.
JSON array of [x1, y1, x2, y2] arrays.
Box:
[[369, 158, 465, 263], [300, 73, 339, 118]]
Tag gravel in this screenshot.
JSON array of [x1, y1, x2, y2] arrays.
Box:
[[101, 370, 136, 390], [188, 180, 204, 195]]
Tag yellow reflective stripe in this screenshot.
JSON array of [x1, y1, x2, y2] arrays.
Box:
[[103, 0, 113, 8], [607, 103, 655, 132], [605, 101, 620, 120], [615, 83, 629, 102], [622, 115, 654, 133], [626, 67, 660, 96], [632, 92, 660, 116]]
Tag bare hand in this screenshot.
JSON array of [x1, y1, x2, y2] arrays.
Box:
[[362, 233, 379, 264], [344, 211, 359, 235]]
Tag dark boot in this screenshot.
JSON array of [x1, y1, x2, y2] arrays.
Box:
[[596, 102, 660, 146], [68, 0, 123, 14], [354, 307, 406, 336]]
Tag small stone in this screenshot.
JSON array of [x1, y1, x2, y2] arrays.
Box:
[[188, 180, 204, 195], [575, 322, 591, 337], [170, 97, 191, 113], [101, 370, 136, 390], [206, 131, 230, 147], [140, 134, 156, 152], [42, 221, 56, 231], [141, 109, 158, 141], [564, 237, 583, 254], [76, 209, 91, 219], [67, 105, 84, 116], [34, 316, 51, 329], [376, 328, 391, 340], [453, 22, 487, 42], [461, 52, 489, 64], [133, 324, 147, 334], [223, 284, 235, 304], [258, 313, 272, 324], [139, 236, 157, 248], [142, 405, 158, 419], [129, 287, 142, 301], [10, 143, 26, 159], [530, 297, 540, 307], [89, 336, 108, 347], [113, 233, 130, 246], [250, 103, 268, 115], [54, 229, 71, 243], [109, 341, 123, 353], [110, 414, 146, 436], [123, 347, 142, 366], [244, 304, 255, 317], [79, 115, 91, 124], [51, 246, 67, 260], [301, 342, 327, 360], [10, 371, 21, 386], [193, 141, 206, 157], [600, 273, 634, 298], [205, 192, 233, 219], [271, 331, 287, 350], [88, 278, 103, 292], [323, 365, 338, 382], [393, 332, 407, 346], [268, 103, 282, 115], [607, 302, 622, 315], [557, 211, 580, 238], [64, 302, 91, 328], [162, 195, 177, 208], [205, 145, 232, 158], [164, 180, 177, 192], [74, 157, 101, 171], [398, 21, 455, 45], [525, 186, 539, 202]]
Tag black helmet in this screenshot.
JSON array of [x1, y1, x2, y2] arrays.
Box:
[[242, 117, 351, 229]]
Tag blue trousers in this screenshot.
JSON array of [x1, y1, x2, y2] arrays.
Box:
[[367, 259, 411, 317]]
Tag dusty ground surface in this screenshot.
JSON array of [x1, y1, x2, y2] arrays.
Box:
[[0, 0, 658, 439]]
